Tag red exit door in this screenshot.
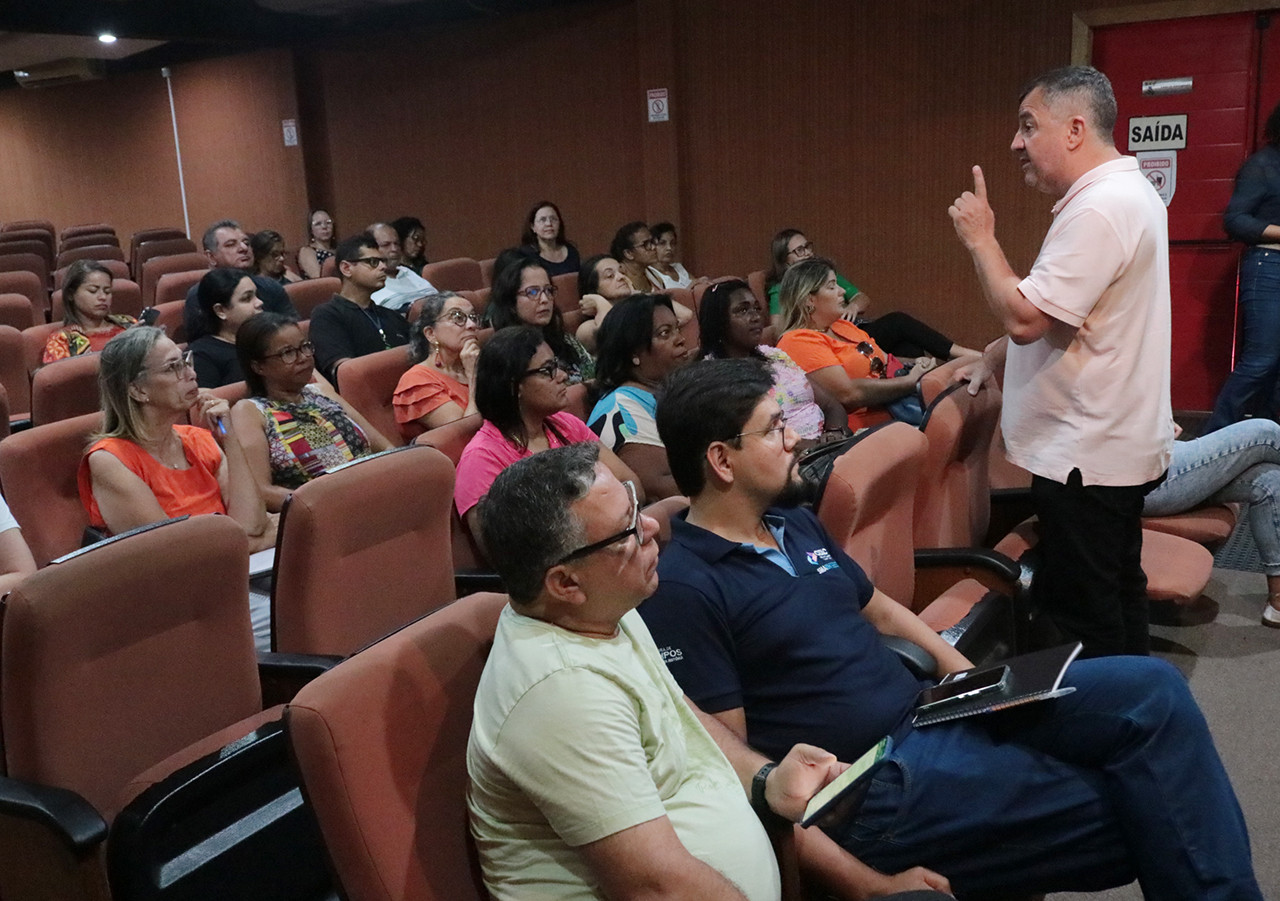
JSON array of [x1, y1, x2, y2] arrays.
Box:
[[1093, 11, 1277, 410]]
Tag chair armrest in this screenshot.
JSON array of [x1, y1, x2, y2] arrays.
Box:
[[0, 776, 107, 854], [257, 652, 343, 707], [913, 546, 1025, 603], [880, 636, 939, 679], [455, 571, 505, 596]]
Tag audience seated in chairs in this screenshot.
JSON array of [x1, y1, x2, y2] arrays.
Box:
[[296, 209, 336, 280], [393, 292, 480, 441], [776, 258, 935, 430], [183, 219, 297, 341], [456, 325, 638, 557], [588, 293, 690, 500], [232, 313, 390, 512], [76, 326, 276, 551], [487, 256, 594, 383], [0, 494, 36, 595], [467, 444, 858, 901], [765, 228, 978, 359], [391, 215, 428, 276], [42, 259, 136, 363], [648, 221, 705, 290], [698, 278, 848, 450], [250, 229, 303, 285], [639, 358, 1263, 900], [310, 232, 411, 385], [519, 200, 580, 277], [189, 267, 264, 388]]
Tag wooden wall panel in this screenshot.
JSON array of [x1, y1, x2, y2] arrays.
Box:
[[0, 49, 309, 251], [300, 0, 646, 262], [0, 68, 184, 241], [169, 50, 310, 250]]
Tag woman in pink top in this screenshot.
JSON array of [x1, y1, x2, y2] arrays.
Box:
[[455, 325, 639, 556]]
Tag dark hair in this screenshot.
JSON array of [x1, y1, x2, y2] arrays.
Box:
[[61, 259, 114, 327], [473, 325, 547, 447], [196, 267, 253, 335], [408, 291, 461, 364], [1265, 101, 1280, 146], [391, 216, 427, 266], [657, 358, 775, 497], [595, 293, 674, 392], [579, 253, 611, 297], [250, 229, 284, 274], [479, 443, 600, 605], [492, 246, 532, 285], [236, 312, 301, 397], [520, 200, 568, 248], [650, 221, 676, 242], [767, 228, 805, 288], [1019, 65, 1117, 142], [202, 219, 241, 254], [334, 232, 379, 269], [610, 221, 648, 262], [697, 280, 762, 360], [488, 257, 574, 363]]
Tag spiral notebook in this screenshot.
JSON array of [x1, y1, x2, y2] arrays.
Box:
[[912, 641, 1083, 727]]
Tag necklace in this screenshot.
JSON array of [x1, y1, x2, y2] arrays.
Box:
[[359, 306, 390, 348]]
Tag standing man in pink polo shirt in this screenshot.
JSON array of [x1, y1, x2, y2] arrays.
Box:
[[948, 66, 1175, 657]]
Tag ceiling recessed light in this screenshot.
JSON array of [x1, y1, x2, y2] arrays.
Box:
[[98, 33, 117, 44]]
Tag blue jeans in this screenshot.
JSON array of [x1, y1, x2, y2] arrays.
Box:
[[1205, 246, 1280, 434], [826, 658, 1260, 900], [1144, 418, 1280, 575]]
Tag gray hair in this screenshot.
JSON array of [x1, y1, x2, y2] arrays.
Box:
[[479, 443, 600, 605], [202, 219, 242, 253], [95, 326, 165, 443], [408, 291, 461, 364], [1020, 66, 1117, 143]]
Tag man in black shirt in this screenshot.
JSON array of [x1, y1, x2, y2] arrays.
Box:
[[309, 232, 410, 386]]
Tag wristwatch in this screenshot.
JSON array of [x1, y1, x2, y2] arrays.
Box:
[[751, 761, 779, 816]]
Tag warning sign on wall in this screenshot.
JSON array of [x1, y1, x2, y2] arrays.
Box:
[[1137, 151, 1176, 206], [647, 88, 669, 123]]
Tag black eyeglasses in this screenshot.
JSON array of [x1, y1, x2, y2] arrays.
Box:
[[633, 238, 657, 250], [262, 341, 316, 364], [517, 285, 559, 301], [555, 481, 644, 564], [787, 241, 815, 258], [523, 358, 566, 380], [354, 256, 387, 268], [436, 309, 481, 326], [856, 341, 887, 378]]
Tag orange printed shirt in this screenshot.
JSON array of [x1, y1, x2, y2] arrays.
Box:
[[777, 320, 892, 431]]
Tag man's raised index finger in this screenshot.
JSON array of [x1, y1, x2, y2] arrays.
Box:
[[972, 165, 987, 199]]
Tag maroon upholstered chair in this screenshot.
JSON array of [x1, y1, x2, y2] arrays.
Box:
[[0, 292, 39, 330], [334, 345, 412, 447], [270, 445, 457, 656], [421, 257, 482, 292], [284, 276, 341, 320], [30, 353, 101, 427], [286, 591, 507, 901]]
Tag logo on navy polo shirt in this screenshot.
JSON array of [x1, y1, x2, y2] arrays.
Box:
[[659, 646, 684, 664], [806, 547, 838, 574]]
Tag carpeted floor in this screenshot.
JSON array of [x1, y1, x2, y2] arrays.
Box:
[[1052, 554, 1280, 900]]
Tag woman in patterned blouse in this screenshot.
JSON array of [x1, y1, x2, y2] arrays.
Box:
[[42, 259, 136, 363], [230, 312, 392, 511]]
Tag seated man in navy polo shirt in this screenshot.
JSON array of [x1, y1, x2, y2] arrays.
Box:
[[639, 358, 1261, 901]]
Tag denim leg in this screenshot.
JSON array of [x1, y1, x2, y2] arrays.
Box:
[[1204, 248, 1280, 434], [1143, 419, 1280, 573], [993, 657, 1261, 901], [826, 719, 1135, 899]]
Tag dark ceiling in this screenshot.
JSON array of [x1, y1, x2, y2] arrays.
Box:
[[0, 0, 582, 86]]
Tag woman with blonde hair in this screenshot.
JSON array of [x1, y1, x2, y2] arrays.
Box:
[[776, 258, 933, 431]]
